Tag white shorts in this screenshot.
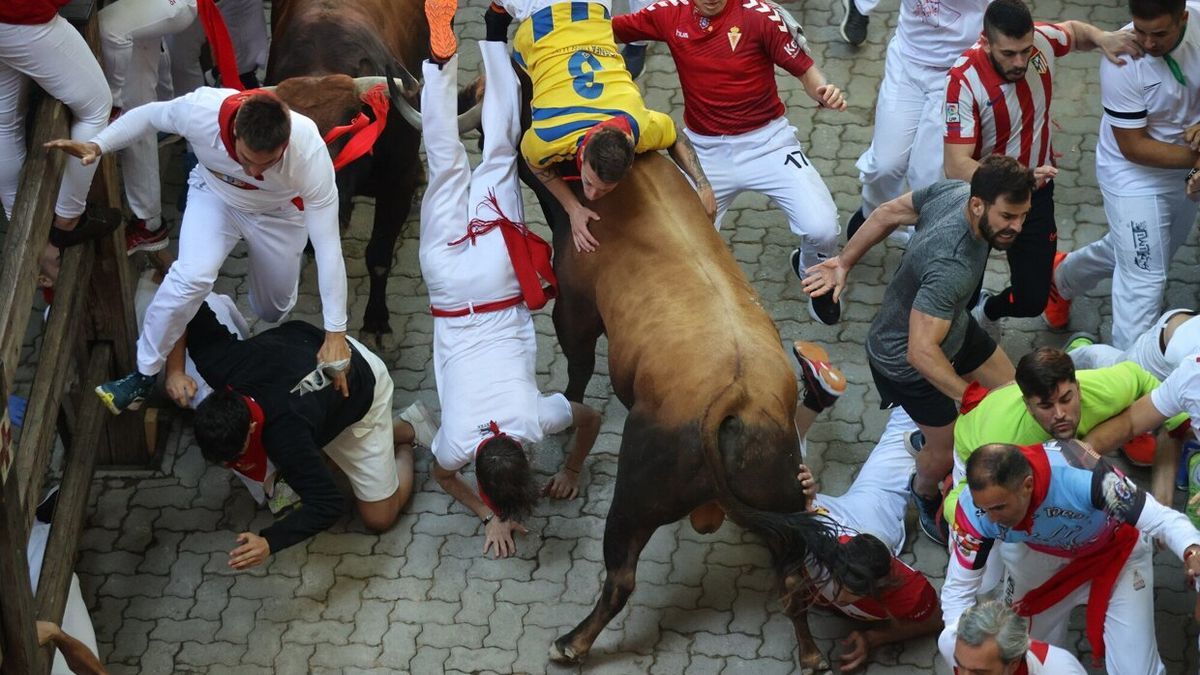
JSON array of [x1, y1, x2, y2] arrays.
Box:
[[322, 336, 399, 502]]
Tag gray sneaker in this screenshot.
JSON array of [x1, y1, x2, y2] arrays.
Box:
[[398, 400, 439, 448]]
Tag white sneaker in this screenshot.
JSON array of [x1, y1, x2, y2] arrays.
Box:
[[970, 291, 994, 328], [398, 400, 439, 448]]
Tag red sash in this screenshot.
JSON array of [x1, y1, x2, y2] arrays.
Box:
[[447, 190, 557, 311], [227, 395, 269, 481]]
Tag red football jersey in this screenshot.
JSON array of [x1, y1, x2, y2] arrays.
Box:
[[613, 0, 813, 136]]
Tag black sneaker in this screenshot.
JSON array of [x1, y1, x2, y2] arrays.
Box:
[[846, 206, 866, 242], [909, 475, 948, 546], [621, 43, 647, 79], [840, 0, 869, 46], [484, 2, 512, 42], [94, 371, 157, 415], [791, 248, 842, 325]]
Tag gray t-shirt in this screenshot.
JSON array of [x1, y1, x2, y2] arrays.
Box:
[[866, 180, 990, 382]]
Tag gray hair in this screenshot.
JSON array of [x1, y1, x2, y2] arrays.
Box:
[[956, 600, 1030, 663]]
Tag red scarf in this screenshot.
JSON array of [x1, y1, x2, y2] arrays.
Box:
[[322, 85, 391, 171], [572, 115, 635, 176], [447, 190, 557, 311], [1012, 444, 1051, 533], [196, 0, 243, 91], [227, 395, 269, 481], [958, 381, 989, 415]]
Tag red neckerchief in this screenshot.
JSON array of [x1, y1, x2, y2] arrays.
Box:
[[572, 115, 635, 176], [1012, 443, 1051, 533], [217, 90, 288, 178], [475, 421, 506, 514], [447, 190, 558, 310], [196, 0, 243, 91], [322, 84, 391, 171], [227, 395, 269, 482], [958, 381, 989, 415]]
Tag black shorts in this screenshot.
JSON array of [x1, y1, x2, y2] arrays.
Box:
[[869, 316, 998, 428]]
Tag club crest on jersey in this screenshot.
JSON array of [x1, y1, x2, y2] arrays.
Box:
[[727, 26, 743, 51], [945, 102, 960, 124], [1031, 50, 1048, 74], [698, 15, 711, 30]]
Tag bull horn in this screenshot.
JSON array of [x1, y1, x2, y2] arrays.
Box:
[[382, 64, 484, 134], [384, 66, 424, 131]]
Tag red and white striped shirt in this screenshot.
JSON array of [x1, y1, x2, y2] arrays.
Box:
[[944, 23, 1072, 168]]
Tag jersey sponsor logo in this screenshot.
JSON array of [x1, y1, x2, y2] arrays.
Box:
[[1031, 50, 1048, 75], [1132, 568, 1146, 590], [951, 519, 984, 565], [1043, 506, 1085, 520], [1131, 220, 1151, 271], [728, 26, 743, 52], [945, 102, 960, 123], [676, 29, 690, 38], [1100, 469, 1139, 521], [985, 93, 1004, 108], [698, 15, 711, 30], [1143, 81, 1161, 92]]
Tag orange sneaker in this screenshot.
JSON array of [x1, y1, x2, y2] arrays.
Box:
[[792, 341, 846, 411], [1122, 431, 1156, 467], [426, 0, 458, 64], [1043, 251, 1071, 329]]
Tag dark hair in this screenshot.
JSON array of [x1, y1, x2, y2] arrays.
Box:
[[1130, 0, 1186, 20], [966, 443, 1032, 492], [584, 126, 635, 183], [983, 0, 1034, 42], [1015, 347, 1077, 401], [970, 155, 1035, 205], [234, 94, 291, 152], [194, 390, 251, 464], [476, 435, 539, 521], [831, 534, 896, 598]]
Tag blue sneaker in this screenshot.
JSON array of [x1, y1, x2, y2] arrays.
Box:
[[95, 371, 156, 415], [909, 475, 948, 546]]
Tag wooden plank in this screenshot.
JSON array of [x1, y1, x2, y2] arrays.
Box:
[[0, 368, 43, 675], [35, 346, 108, 633], [16, 243, 93, 532], [0, 95, 69, 392]]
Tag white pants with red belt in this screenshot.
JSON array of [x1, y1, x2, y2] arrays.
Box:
[[998, 537, 1164, 675], [99, 0, 198, 228], [1069, 308, 1200, 382], [0, 16, 110, 220]]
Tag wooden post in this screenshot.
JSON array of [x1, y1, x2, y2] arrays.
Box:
[[0, 368, 42, 675]]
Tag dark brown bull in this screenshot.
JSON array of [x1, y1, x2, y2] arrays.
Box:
[[536, 152, 848, 673], [264, 0, 427, 348]]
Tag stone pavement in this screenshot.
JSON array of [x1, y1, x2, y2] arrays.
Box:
[[55, 0, 1200, 672]]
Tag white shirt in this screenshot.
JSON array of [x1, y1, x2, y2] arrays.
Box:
[[433, 390, 573, 471], [92, 87, 348, 332], [896, 0, 991, 69], [1097, 2, 1200, 196], [1151, 353, 1200, 435]]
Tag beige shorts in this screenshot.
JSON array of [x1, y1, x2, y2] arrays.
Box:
[[323, 337, 398, 503]]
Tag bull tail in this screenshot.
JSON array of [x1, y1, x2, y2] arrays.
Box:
[[697, 384, 848, 602]]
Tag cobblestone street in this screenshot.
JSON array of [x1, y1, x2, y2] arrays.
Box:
[[51, 0, 1200, 672]]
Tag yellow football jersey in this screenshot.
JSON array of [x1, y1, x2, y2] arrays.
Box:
[[513, 1, 676, 169]]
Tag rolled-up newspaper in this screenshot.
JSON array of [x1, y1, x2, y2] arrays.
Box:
[[290, 358, 351, 395]]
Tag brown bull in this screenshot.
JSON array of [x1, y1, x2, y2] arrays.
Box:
[[542, 152, 847, 673]]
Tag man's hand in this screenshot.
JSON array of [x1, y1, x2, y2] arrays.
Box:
[[803, 256, 849, 303], [838, 630, 871, 672], [165, 371, 198, 408], [796, 464, 818, 509], [696, 184, 717, 222], [317, 331, 351, 397], [36, 621, 62, 647], [44, 139, 103, 165], [1032, 165, 1058, 189], [1185, 124, 1200, 151], [1096, 29, 1144, 66], [568, 203, 601, 253], [542, 468, 580, 500], [815, 84, 847, 111], [229, 532, 271, 569], [483, 518, 528, 559]]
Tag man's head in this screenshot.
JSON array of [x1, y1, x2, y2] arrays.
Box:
[[580, 125, 635, 201], [982, 0, 1036, 82], [968, 155, 1035, 249], [233, 94, 291, 177], [954, 600, 1031, 675], [1130, 0, 1188, 57], [476, 434, 539, 521], [692, 0, 728, 17], [1015, 347, 1081, 440], [194, 390, 253, 465], [966, 444, 1035, 528], [827, 533, 895, 604]]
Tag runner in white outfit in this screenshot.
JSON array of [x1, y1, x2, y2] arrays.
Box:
[[49, 87, 350, 413], [942, 599, 1086, 674], [1051, 0, 1200, 349], [419, 35, 599, 559], [0, 4, 110, 225], [854, 0, 991, 230], [1069, 308, 1200, 381]]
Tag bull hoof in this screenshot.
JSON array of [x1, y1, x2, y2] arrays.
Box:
[[548, 639, 583, 664], [798, 656, 832, 675]]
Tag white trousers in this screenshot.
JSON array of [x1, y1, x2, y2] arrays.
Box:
[[999, 537, 1164, 675], [99, 0, 197, 226], [419, 42, 525, 309], [1070, 308, 1200, 381], [27, 522, 99, 675], [0, 16, 109, 219], [855, 0, 881, 14], [686, 116, 839, 270], [856, 37, 947, 216], [136, 172, 304, 375], [165, 0, 268, 94], [1057, 188, 1199, 349]]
